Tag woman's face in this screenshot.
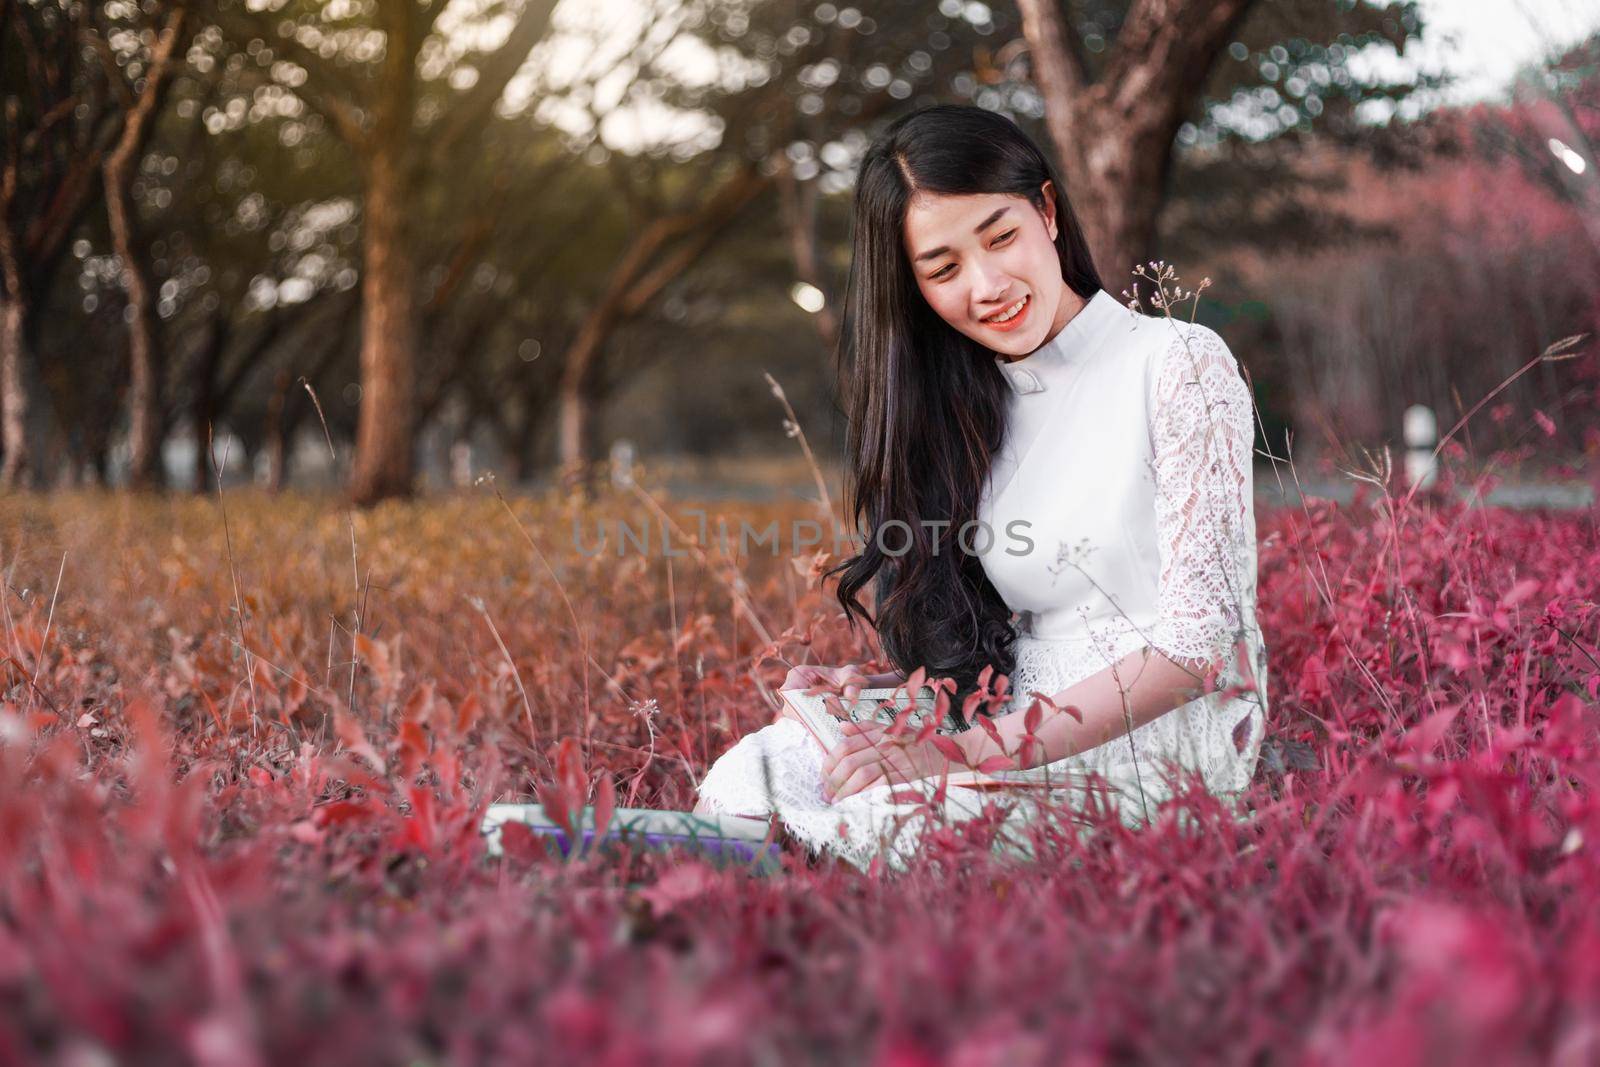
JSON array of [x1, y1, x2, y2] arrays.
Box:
[[902, 182, 1081, 362]]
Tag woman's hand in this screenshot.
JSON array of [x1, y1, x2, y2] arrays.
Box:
[[820, 721, 952, 803]]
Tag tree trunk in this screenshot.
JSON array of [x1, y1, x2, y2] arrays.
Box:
[[556, 322, 607, 491], [262, 367, 290, 493], [0, 292, 28, 490], [1055, 105, 1175, 292], [0, 149, 31, 489], [556, 164, 767, 490], [101, 6, 188, 490], [105, 179, 164, 488], [190, 325, 225, 492], [498, 432, 525, 485], [777, 159, 839, 352], [1017, 0, 1256, 286], [348, 139, 417, 505]]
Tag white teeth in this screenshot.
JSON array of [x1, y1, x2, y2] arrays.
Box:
[[985, 297, 1027, 323]]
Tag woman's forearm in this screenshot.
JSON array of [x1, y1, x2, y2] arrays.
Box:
[[953, 646, 1218, 770]]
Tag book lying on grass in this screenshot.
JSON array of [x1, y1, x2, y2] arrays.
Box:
[[778, 684, 1077, 792], [482, 803, 782, 870]]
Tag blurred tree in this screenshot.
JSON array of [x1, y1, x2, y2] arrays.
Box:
[[1465, 33, 1600, 244], [96, 1, 194, 488], [27, 12, 364, 489], [154, 59, 362, 492], [1015, 0, 1426, 285], [545, 0, 1045, 485], [0, 0, 129, 487], [3, 0, 1463, 491], [209, 0, 562, 504]]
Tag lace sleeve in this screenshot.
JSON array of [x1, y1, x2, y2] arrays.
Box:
[[1146, 324, 1257, 678]]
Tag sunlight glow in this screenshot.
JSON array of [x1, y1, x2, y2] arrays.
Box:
[[1549, 137, 1589, 174], [789, 282, 826, 314]]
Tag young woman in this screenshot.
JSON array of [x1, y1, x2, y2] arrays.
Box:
[[694, 104, 1269, 872]]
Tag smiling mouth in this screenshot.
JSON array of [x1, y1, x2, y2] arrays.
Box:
[[980, 294, 1029, 325]]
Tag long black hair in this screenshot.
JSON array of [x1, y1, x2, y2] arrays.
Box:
[[823, 104, 1104, 725]]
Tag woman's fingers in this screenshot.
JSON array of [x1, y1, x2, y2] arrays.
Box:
[[831, 763, 889, 802], [820, 725, 889, 778], [822, 745, 876, 798], [824, 739, 916, 801], [820, 734, 873, 779]]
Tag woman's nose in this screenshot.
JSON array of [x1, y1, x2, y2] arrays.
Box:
[[969, 261, 1010, 306]]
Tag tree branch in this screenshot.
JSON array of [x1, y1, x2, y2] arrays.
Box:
[[210, 7, 372, 149], [1103, 0, 1258, 118], [23, 105, 118, 269], [620, 162, 766, 315], [430, 0, 559, 159], [103, 7, 189, 182], [83, 22, 136, 113], [1016, 0, 1085, 99]]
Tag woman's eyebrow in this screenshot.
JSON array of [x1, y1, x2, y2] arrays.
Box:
[[912, 206, 1012, 262]]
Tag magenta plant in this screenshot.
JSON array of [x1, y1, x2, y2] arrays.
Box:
[[0, 473, 1594, 1064]]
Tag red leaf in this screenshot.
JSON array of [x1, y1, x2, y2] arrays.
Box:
[[1499, 578, 1543, 609], [313, 800, 378, 827], [961, 689, 986, 720], [333, 707, 386, 774], [402, 681, 441, 728], [639, 863, 718, 917], [1298, 652, 1331, 701], [978, 715, 1003, 747], [1405, 704, 1461, 759], [931, 735, 967, 767], [454, 692, 482, 736], [889, 698, 925, 739], [500, 821, 549, 863], [282, 670, 312, 721], [975, 755, 1017, 774], [553, 736, 588, 806], [536, 780, 573, 839], [402, 785, 437, 852], [398, 720, 428, 780], [592, 774, 616, 840]]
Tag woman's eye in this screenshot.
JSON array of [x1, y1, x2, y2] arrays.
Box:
[[929, 231, 1014, 280]]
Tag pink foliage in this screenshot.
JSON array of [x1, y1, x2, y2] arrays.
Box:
[[0, 485, 1596, 1064]]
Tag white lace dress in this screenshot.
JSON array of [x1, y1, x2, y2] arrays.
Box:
[[695, 289, 1270, 872]]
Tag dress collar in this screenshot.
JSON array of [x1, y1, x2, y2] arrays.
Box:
[[993, 288, 1123, 395]]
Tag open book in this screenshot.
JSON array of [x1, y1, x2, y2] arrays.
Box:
[[778, 684, 1074, 792]]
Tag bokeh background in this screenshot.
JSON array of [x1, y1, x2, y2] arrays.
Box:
[[5, 9, 1600, 1059], [3, 0, 1597, 504]]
